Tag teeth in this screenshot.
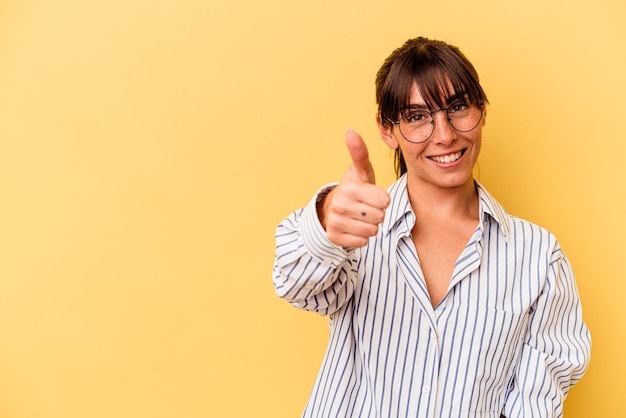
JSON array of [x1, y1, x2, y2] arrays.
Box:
[[431, 151, 462, 163]]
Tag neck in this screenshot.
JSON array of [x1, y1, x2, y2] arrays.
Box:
[[406, 176, 479, 222]]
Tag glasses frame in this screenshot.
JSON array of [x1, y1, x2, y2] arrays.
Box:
[[386, 100, 485, 144]]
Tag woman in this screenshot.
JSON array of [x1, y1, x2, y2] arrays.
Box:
[[273, 37, 590, 418]]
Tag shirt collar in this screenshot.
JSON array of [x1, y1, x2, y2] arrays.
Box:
[[475, 180, 510, 241], [382, 175, 510, 241], [382, 174, 413, 237]]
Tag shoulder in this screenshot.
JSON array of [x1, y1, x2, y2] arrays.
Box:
[[476, 181, 559, 250], [509, 215, 558, 246]]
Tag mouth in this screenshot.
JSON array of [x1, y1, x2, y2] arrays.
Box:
[[428, 149, 466, 164]]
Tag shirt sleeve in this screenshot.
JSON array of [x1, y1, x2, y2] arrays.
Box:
[[502, 245, 591, 417], [272, 184, 358, 315]]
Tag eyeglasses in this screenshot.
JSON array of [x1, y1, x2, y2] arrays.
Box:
[[387, 99, 484, 144]]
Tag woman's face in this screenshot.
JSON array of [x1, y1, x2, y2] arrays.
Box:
[[378, 82, 486, 191]]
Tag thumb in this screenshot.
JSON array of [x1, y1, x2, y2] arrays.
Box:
[[346, 128, 376, 184]]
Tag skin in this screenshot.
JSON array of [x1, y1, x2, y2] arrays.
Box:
[[317, 129, 390, 249], [318, 82, 487, 306]]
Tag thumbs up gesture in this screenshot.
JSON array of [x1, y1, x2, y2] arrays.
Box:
[[317, 129, 391, 248]]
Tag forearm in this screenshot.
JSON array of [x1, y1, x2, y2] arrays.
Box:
[[273, 186, 356, 315]]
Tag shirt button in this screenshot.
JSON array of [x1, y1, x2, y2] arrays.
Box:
[[422, 385, 431, 393]]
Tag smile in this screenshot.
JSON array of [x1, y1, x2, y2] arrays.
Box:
[[429, 149, 465, 163]]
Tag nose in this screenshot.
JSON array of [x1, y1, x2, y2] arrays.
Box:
[[431, 109, 456, 145]]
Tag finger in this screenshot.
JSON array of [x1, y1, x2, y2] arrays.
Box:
[[328, 233, 369, 249], [354, 206, 386, 224], [334, 199, 386, 224], [345, 128, 376, 184], [337, 181, 391, 212], [326, 220, 380, 248]]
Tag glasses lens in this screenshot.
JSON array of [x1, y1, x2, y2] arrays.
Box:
[[448, 101, 482, 132], [398, 101, 483, 144], [399, 110, 433, 144]]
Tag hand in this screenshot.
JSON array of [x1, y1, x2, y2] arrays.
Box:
[[318, 129, 391, 248]]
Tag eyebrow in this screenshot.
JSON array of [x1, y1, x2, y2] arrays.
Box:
[[404, 103, 429, 111], [404, 92, 469, 111], [444, 92, 468, 104]]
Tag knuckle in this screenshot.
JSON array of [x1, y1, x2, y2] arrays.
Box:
[[332, 202, 349, 216], [341, 181, 361, 196], [325, 217, 341, 232], [351, 236, 368, 248]]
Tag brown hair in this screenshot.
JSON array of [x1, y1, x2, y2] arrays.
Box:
[[375, 37, 489, 178]]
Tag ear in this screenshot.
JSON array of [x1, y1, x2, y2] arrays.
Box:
[[376, 114, 399, 150]]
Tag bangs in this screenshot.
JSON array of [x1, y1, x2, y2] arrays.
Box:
[[413, 64, 485, 110], [377, 41, 488, 124]]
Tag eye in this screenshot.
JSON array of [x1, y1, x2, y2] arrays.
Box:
[[403, 110, 430, 124], [448, 100, 470, 114]]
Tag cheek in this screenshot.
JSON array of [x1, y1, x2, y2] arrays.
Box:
[[466, 133, 482, 161], [474, 135, 482, 151], [398, 140, 428, 158]]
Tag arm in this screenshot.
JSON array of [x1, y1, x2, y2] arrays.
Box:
[[503, 246, 591, 417], [273, 186, 358, 315], [273, 130, 390, 315]]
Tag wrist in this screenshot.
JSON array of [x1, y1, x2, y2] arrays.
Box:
[[315, 185, 337, 230]]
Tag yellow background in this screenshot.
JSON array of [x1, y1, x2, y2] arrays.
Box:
[[0, 0, 623, 417]]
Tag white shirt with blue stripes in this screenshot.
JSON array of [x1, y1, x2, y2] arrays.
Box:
[[273, 174, 591, 418]]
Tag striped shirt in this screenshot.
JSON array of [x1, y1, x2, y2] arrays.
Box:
[[273, 175, 591, 418]]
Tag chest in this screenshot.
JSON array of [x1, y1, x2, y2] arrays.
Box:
[[352, 218, 552, 323], [346, 234, 542, 415], [411, 221, 477, 306]]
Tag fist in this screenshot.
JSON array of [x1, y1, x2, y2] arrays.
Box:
[[318, 129, 391, 248]]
